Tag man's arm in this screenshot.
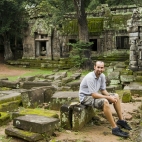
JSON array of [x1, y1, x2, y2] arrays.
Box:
[[91, 90, 117, 104], [101, 89, 110, 96]]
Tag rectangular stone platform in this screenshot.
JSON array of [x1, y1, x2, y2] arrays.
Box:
[[13, 114, 60, 134]]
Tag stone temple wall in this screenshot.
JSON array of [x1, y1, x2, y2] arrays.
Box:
[[127, 8, 142, 71]]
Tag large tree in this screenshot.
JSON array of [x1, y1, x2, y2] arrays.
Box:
[[0, 0, 27, 61]]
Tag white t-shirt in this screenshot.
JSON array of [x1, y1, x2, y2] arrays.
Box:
[[79, 71, 106, 102]]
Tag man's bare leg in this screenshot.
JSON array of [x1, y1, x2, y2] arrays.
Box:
[[103, 100, 117, 128], [113, 94, 123, 120]]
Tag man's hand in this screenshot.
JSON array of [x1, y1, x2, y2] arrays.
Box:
[[107, 95, 117, 104]]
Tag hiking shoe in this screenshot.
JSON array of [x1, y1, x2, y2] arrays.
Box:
[[112, 127, 129, 138], [117, 120, 132, 130]]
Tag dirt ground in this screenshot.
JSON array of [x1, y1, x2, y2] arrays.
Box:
[[0, 63, 141, 142]]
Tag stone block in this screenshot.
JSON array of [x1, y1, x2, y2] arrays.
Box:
[[21, 87, 45, 108], [23, 81, 51, 89], [60, 103, 96, 131], [106, 86, 116, 93], [0, 112, 10, 126], [135, 76, 142, 82], [113, 68, 124, 72], [114, 63, 126, 69], [62, 77, 73, 85], [11, 108, 59, 119], [49, 91, 79, 110], [108, 84, 122, 90], [0, 91, 22, 104], [107, 72, 120, 80], [13, 115, 60, 134], [106, 68, 114, 74], [44, 86, 57, 103], [124, 86, 142, 96], [130, 55, 137, 60], [5, 127, 43, 142], [72, 104, 95, 130], [70, 73, 81, 80], [122, 92, 132, 103], [110, 80, 120, 85], [66, 81, 80, 91], [120, 69, 133, 75], [120, 75, 134, 82], [130, 61, 138, 66], [0, 80, 20, 89], [0, 100, 21, 112], [60, 104, 73, 129]]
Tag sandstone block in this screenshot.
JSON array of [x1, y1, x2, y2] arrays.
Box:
[[13, 115, 60, 134]]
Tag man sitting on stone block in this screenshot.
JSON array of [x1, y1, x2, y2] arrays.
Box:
[[79, 61, 131, 138]]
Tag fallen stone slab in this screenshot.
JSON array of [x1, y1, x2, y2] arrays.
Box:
[[5, 126, 43, 142], [0, 80, 20, 89], [0, 112, 10, 126], [49, 91, 79, 110], [23, 81, 51, 89], [13, 115, 60, 134]]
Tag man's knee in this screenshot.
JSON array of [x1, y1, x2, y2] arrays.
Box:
[[103, 99, 110, 108], [114, 93, 119, 99]]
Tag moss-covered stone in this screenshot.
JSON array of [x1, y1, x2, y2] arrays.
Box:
[[122, 92, 132, 103], [120, 69, 133, 75], [0, 112, 10, 126], [5, 127, 44, 142], [0, 100, 22, 112], [12, 108, 59, 119]]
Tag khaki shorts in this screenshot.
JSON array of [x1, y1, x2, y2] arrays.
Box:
[[81, 93, 115, 110]]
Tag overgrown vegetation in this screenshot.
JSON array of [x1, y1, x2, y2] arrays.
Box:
[[68, 41, 93, 68]]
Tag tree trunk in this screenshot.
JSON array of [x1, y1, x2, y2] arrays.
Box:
[[73, 0, 89, 42], [73, 0, 92, 69], [4, 41, 13, 61]]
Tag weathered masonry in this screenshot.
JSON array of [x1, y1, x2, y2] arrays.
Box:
[[22, 5, 142, 68], [127, 9, 142, 71]]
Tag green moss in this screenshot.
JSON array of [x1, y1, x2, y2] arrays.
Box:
[[0, 112, 10, 126], [18, 108, 59, 118], [122, 92, 132, 103], [0, 96, 21, 104], [120, 69, 133, 75], [63, 17, 104, 35], [0, 100, 22, 112]]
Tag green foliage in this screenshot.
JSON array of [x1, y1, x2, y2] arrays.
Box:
[[68, 41, 93, 68]]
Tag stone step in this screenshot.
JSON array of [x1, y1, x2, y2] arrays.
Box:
[[5, 126, 43, 142], [13, 114, 60, 134]]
